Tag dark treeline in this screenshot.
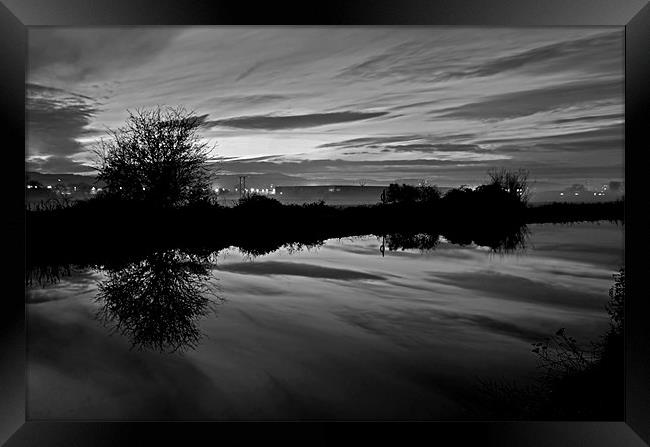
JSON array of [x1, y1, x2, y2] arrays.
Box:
[[26, 192, 622, 273]]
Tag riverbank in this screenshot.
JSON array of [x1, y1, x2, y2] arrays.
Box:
[[26, 195, 623, 270]]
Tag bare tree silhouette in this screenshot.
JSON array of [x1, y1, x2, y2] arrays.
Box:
[[93, 106, 216, 207]]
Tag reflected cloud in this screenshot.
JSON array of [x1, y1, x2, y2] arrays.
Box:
[[434, 310, 550, 342], [430, 270, 605, 311], [217, 260, 386, 281]]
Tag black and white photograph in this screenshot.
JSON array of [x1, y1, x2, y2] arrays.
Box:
[[24, 25, 628, 422]]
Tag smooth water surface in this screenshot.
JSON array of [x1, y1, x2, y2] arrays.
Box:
[[26, 222, 624, 420]]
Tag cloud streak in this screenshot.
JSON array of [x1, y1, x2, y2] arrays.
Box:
[[441, 31, 622, 81], [29, 28, 182, 84], [432, 78, 622, 121], [27, 83, 100, 173], [208, 111, 390, 130]]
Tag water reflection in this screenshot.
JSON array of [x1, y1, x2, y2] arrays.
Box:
[[95, 249, 222, 353], [380, 233, 440, 254], [26, 263, 72, 287], [378, 224, 530, 255], [27, 224, 530, 352], [26, 222, 623, 419], [237, 239, 324, 258]]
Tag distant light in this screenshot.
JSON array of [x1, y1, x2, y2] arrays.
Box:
[[594, 192, 597, 196], [47, 185, 52, 189], [119, 186, 123, 190], [142, 187, 146, 191], [26, 185, 32, 189], [560, 192, 564, 196], [574, 192, 579, 196]]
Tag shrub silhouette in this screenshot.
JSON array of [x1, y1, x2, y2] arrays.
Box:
[[93, 106, 215, 207], [383, 183, 441, 204], [237, 194, 283, 210], [485, 168, 531, 205]]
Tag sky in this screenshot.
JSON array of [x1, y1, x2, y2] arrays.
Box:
[[27, 27, 624, 190]]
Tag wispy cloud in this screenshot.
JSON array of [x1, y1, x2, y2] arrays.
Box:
[[209, 111, 390, 130], [440, 31, 622, 80], [381, 143, 485, 154], [27, 83, 100, 173], [432, 78, 622, 121], [234, 61, 267, 82], [29, 28, 182, 84], [481, 124, 624, 152]]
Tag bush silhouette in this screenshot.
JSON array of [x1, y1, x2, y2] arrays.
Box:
[[237, 194, 283, 210], [485, 168, 531, 205], [383, 183, 441, 204]]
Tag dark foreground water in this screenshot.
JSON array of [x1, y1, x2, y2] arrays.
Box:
[[26, 222, 623, 420]]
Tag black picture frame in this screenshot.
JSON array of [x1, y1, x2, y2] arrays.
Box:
[[2, 1, 648, 445]]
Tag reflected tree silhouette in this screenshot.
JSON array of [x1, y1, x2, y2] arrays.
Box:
[[236, 239, 324, 258], [383, 232, 441, 252], [95, 249, 223, 353], [471, 224, 531, 254], [378, 224, 530, 254], [26, 263, 72, 287]]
